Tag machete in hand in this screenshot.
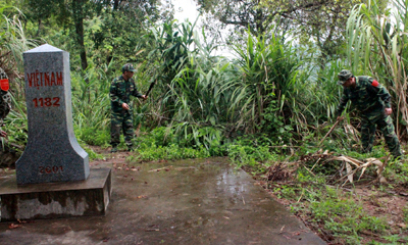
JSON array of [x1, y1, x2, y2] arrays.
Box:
[[145, 80, 157, 97]]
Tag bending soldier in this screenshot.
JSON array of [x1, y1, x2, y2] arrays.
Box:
[[336, 70, 402, 158], [109, 63, 147, 153]]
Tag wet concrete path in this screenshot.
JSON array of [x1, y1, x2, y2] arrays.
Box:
[[0, 156, 326, 245]]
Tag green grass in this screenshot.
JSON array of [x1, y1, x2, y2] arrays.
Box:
[[129, 143, 210, 162], [280, 174, 392, 244]]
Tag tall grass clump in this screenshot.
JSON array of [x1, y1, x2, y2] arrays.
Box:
[[0, 5, 36, 148], [346, 0, 408, 139]]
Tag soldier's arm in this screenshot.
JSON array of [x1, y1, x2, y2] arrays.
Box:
[[337, 90, 349, 116], [0, 118, 6, 138], [368, 78, 391, 108], [109, 79, 125, 106], [131, 80, 143, 98]]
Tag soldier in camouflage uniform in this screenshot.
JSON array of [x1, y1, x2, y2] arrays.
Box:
[[110, 63, 147, 153], [0, 68, 11, 138], [336, 70, 402, 158]]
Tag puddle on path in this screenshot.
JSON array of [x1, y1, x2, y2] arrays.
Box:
[[0, 157, 326, 245]]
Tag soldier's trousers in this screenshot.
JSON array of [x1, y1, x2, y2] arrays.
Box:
[[110, 110, 134, 147], [361, 109, 401, 157]]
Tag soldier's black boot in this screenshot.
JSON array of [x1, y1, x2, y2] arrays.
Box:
[[392, 152, 403, 161], [126, 144, 134, 152]]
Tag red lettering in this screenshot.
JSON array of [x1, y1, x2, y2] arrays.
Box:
[[39, 166, 63, 174], [40, 72, 43, 87], [27, 71, 63, 88], [56, 72, 63, 86], [53, 97, 60, 107], [35, 70, 39, 88], [44, 72, 50, 86], [27, 73, 33, 87], [51, 72, 56, 86], [44, 98, 51, 107], [33, 97, 61, 107]]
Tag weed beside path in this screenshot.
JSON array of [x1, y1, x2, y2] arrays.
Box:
[[244, 152, 408, 245]]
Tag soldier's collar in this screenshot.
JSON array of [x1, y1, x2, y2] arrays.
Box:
[[356, 77, 362, 88], [120, 75, 130, 82], [351, 76, 360, 89]]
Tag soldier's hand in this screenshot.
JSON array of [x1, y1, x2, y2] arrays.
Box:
[[0, 130, 6, 138], [122, 103, 130, 110], [385, 108, 392, 116], [141, 95, 148, 100], [337, 116, 344, 121]]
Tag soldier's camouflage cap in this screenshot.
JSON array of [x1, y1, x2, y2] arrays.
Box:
[[337, 70, 353, 85], [122, 63, 137, 73]]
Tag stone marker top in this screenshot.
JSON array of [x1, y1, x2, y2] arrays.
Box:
[[24, 44, 63, 53]]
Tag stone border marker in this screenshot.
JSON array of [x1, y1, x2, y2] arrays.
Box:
[[0, 44, 111, 221], [16, 44, 89, 185]]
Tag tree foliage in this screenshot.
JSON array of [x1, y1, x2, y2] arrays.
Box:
[[19, 0, 163, 71], [197, 0, 388, 66]]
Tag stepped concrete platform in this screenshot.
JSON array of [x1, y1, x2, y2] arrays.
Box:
[[0, 168, 111, 221], [0, 157, 325, 245]]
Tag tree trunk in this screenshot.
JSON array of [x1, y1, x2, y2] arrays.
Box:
[[72, 0, 88, 71], [36, 18, 42, 37], [114, 0, 120, 10]]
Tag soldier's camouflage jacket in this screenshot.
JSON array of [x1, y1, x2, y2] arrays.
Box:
[[0, 67, 11, 125], [0, 90, 11, 122], [110, 75, 142, 112], [337, 76, 391, 116]]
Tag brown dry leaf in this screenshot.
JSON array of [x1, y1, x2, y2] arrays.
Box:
[[397, 223, 407, 229], [323, 154, 387, 183], [8, 223, 21, 229], [379, 176, 387, 183], [145, 228, 160, 232], [280, 225, 285, 233], [346, 163, 353, 183], [137, 195, 148, 199], [148, 166, 173, 172], [359, 162, 372, 181], [175, 166, 197, 171]]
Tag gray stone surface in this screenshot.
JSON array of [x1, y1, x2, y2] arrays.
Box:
[[16, 44, 89, 185], [0, 168, 111, 221]]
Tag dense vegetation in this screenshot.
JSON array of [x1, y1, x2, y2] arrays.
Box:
[[2, 0, 408, 243]]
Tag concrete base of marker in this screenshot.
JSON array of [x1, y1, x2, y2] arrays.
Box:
[[0, 168, 111, 222]]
